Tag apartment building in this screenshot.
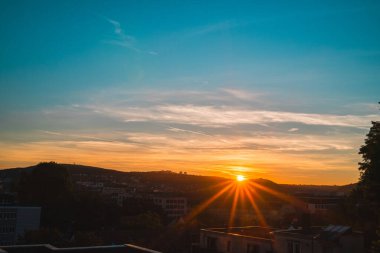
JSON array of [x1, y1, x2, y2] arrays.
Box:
[[0, 206, 41, 245]]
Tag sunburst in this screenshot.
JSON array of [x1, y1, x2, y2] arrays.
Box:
[[181, 175, 306, 229]]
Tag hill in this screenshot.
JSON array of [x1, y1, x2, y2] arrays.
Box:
[[0, 163, 354, 198]]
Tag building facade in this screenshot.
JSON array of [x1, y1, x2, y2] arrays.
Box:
[[0, 206, 41, 246], [198, 225, 364, 253], [199, 227, 274, 253], [300, 197, 342, 214], [272, 225, 364, 253]]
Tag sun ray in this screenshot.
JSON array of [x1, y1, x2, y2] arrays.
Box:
[[183, 182, 234, 223], [243, 187, 268, 227], [196, 180, 232, 192], [248, 181, 307, 211], [228, 185, 240, 228]]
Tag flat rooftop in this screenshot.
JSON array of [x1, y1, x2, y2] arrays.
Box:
[[202, 226, 273, 240], [0, 244, 161, 253]]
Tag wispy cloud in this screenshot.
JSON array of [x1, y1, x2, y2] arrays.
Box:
[[105, 18, 139, 52], [104, 18, 158, 55], [47, 88, 376, 129], [188, 21, 236, 36], [186, 20, 247, 37], [1, 88, 375, 184], [221, 88, 262, 100], [85, 103, 376, 129], [167, 126, 211, 137]]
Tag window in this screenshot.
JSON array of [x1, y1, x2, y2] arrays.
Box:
[[247, 243, 260, 253], [287, 240, 300, 253]]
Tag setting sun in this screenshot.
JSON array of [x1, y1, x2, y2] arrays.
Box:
[[236, 175, 246, 182]]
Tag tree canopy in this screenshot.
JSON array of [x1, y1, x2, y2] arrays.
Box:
[[356, 119, 380, 252], [358, 120, 380, 205]]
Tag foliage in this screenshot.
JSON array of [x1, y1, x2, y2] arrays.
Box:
[[354, 119, 380, 251], [21, 228, 104, 247], [22, 228, 66, 246], [17, 162, 75, 228], [17, 162, 122, 231], [121, 211, 163, 229], [18, 162, 73, 205], [358, 120, 380, 205], [71, 231, 104, 246]]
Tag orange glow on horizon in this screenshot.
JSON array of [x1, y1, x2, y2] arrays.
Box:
[[0, 139, 360, 185], [179, 173, 308, 229]]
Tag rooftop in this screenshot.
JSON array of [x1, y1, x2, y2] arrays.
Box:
[[272, 225, 362, 241], [202, 225, 361, 242], [0, 244, 161, 253], [201, 226, 273, 241]]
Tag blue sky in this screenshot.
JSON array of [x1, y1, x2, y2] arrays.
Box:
[[1, 0, 379, 184]]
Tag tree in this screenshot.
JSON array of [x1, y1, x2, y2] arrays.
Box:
[[373, 225, 380, 253], [356, 118, 380, 252], [17, 162, 74, 228], [18, 162, 73, 205], [21, 228, 66, 246], [358, 120, 380, 205]]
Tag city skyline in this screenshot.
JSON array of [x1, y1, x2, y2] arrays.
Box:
[[1, 1, 380, 184]]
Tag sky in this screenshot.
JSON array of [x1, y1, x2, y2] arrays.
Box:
[[1, 0, 379, 184]]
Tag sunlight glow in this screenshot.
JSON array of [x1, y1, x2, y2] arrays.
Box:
[[179, 174, 308, 230], [236, 175, 246, 182]]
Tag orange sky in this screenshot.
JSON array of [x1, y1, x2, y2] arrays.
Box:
[[0, 126, 363, 185]]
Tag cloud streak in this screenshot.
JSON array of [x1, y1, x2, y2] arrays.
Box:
[[105, 18, 139, 52], [104, 18, 157, 55], [186, 20, 240, 36], [1, 88, 375, 184], [86, 104, 376, 129]]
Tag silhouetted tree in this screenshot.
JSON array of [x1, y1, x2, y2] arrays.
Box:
[[373, 225, 380, 253], [355, 116, 380, 252], [17, 162, 75, 228], [358, 120, 380, 206], [71, 231, 104, 246], [18, 162, 72, 204], [22, 228, 66, 246]]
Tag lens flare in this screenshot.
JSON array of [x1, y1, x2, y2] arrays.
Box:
[[236, 175, 246, 182]]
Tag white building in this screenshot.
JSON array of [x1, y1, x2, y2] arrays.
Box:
[[199, 226, 274, 253], [198, 225, 364, 253], [299, 197, 342, 214], [0, 206, 41, 245], [272, 225, 364, 253]]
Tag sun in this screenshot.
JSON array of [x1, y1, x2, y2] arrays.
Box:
[[236, 175, 246, 182]]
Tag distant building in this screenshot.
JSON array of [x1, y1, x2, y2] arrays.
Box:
[[0, 206, 41, 245], [75, 181, 104, 192], [0, 177, 12, 193], [152, 196, 187, 218], [301, 197, 342, 214], [101, 187, 129, 207]]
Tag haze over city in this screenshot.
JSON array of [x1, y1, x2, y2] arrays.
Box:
[[1, 1, 380, 184]]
